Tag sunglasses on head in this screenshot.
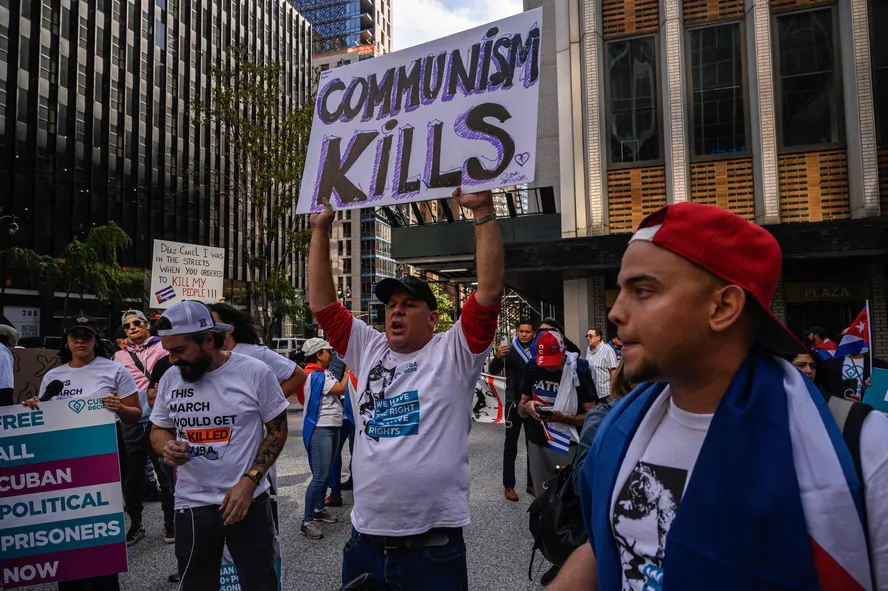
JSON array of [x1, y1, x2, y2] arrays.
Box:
[[123, 319, 144, 329]]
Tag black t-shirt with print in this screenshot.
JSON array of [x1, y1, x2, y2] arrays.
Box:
[[520, 359, 597, 446]]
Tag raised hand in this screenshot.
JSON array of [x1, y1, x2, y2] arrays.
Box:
[[310, 198, 336, 230]]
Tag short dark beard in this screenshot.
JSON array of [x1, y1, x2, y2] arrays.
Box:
[[624, 359, 659, 385], [176, 353, 213, 383]]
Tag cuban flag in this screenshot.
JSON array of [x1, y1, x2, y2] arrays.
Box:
[[542, 422, 572, 454], [155, 286, 176, 304], [836, 305, 870, 357]]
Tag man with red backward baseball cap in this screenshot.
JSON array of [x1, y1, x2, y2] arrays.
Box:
[[550, 203, 888, 591]]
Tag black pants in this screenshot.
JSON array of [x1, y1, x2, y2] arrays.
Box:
[[503, 402, 533, 489], [122, 422, 175, 523], [57, 575, 120, 591], [175, 494, 277, 591]]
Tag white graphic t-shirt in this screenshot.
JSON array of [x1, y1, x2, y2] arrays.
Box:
[[344, 318, 489, 536], [232, 343, 297, 384], [38, 358, 138, 422], [610, 394, 888, 591], [150, 352, 289, 509], [612, 399, 712, 591]]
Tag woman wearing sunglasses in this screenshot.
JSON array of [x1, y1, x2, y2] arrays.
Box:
[[22, 317, 140, 591]]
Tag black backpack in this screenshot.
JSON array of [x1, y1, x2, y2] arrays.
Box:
[[527, 464, 587, 579]]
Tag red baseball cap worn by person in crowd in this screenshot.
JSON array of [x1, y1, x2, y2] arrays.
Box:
[[536, 330, 566, 369]]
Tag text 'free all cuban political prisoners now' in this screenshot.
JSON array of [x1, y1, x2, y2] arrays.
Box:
[[0, 397, 128, 588]]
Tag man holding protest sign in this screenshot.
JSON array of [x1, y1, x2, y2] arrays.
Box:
[[308, 186, 503, 590]]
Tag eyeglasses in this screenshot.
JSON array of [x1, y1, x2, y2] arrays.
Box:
[[123, 319, 144, 329], [586, 334, 595, 339]]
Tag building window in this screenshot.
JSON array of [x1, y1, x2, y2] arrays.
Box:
[[871, 1, 888, 144], [607, 36, 660, 165], [155, 21, 166, 48], [688, 23, 746, 158], [774, 8, 842, 149]]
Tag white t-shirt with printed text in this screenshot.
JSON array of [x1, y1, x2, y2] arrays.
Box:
[[232, 343, 297, 384], [344, 317, 488, 536], [305, 369, 343, 428], [611, 394, 888, 591], [150, 352, 289, 509], [39, 357, 138, 422]]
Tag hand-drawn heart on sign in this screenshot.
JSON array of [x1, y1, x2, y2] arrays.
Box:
[[515, 152, 530, 167]]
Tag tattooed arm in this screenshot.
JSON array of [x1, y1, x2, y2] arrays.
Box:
[[220, 410, 289, 525], [249, 410, 289, 479]]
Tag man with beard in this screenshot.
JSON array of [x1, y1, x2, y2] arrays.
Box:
[[308, 188, 503, 590], [150, 301, 289, 591], [113, 309, 175, 545], [549, 203, 888, 591]]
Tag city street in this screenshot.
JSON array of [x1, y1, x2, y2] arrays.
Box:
[[30, 414, 549, 591]]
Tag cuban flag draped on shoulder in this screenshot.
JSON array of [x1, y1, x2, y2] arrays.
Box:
[[836, 305, 871, 357]]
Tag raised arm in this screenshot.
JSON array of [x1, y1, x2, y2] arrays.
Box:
[[453, 188, 504, 309], [308, 198, 338, 313]]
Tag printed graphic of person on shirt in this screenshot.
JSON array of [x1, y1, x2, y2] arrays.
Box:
[[308, 188, 503, 591]]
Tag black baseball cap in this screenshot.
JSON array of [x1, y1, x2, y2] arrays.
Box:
[[374, 277, 438, 311], [65, 316, 99, 336]]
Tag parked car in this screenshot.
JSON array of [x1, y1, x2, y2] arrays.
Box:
[[272, 337, 308, 357]]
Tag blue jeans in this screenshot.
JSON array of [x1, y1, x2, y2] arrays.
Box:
[[304, 426, 340, 522], [342, 527, 468, 590], [329, 421, 355, 497]]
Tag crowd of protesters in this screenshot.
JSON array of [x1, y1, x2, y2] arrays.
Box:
[[3, 188, 888, 591]]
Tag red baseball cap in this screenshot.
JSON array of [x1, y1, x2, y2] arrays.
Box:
[[536, 330, 566, 368], [630, 203, 805, 353]]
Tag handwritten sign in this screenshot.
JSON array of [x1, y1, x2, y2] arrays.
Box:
[[149, 239, 225, 309], [0, 396, 127, 588], [297, 9, 542, 214]]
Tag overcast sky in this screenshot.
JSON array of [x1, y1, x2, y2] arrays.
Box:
[[393, 0, 524, 51]]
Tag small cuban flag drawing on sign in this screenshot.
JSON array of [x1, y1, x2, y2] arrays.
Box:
[[836, 304, 870, 357], [155, 286, 176, 304]]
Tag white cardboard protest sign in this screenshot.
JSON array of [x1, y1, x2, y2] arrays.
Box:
[[149, 240, 225, 309], [297, 8, 542, 214]]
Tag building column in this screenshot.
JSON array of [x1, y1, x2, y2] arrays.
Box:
[[662, 0, 689, 203], [591, 275, 609, 337], [581, 0, 608, 235], [747, 0, 780, 224], [563, 276, 608, 347], [871, 259, 888, 358], [770, 274, 787, 324], [841, 0, 881, 218]]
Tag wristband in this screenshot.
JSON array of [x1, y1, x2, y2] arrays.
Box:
[[243, 470, 262, 486]]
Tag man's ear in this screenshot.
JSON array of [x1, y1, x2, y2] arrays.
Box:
[[430, 310, 440, 326], [709, 284, 747, 334]]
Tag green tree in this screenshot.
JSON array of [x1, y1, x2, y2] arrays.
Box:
[[2, 223, 142, 325], [433, 285, 455, 333], [193, 45, 315, 344]]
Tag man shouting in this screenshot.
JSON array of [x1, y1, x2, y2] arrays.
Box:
[[309, 188, 503, 590], [150, 301, 289, 591]]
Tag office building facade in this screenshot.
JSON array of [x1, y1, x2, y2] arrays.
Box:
[[542, 0, 888, 354], [0, 0, 312, 334]]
